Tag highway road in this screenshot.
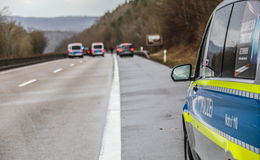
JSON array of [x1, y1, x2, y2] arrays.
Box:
[[0, 54, 188, 160]]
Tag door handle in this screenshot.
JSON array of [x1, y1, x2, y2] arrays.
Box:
[[193, 85, 198, 92]]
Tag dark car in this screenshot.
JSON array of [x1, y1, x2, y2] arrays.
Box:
[[118, 43, 134, 57], [171, 0, 260, 160], [84, 47, 90, 55]]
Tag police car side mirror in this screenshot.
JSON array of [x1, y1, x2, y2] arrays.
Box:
[[171, 64, 192, 82]]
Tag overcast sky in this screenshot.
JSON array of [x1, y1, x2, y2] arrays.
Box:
[[0, 0, 126, 17]]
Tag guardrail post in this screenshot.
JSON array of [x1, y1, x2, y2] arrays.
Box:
[[163, 49, 167, 63]]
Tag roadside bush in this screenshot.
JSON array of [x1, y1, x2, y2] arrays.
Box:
[[161, 0, 222, 47], [30, 31, 47, 54], [0, 8, 47, 59]]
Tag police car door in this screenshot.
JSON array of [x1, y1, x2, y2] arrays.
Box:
[[192, 1, 260, 160]]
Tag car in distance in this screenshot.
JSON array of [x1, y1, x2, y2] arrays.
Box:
[[118, 43, 134, 57], [84, 46, 90, 55], [91, 42, 105, 56], [171, 0, 260, 160], [68, 43, 84, 58]]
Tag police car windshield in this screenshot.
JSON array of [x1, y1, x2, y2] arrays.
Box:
[[72, 46, 81, 50], [94, 45, 102, 49]]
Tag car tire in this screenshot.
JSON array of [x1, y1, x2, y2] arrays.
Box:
[[183, 119, 194, 160], [184, 135, 194, 160]]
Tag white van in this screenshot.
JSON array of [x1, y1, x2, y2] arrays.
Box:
[[68, 43, 84, 58], [91, 42, 105, 56]]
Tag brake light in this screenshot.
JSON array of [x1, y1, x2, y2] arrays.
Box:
[[102, 48, 105, 52], [68, 49, 73, 53], [91, 49, 94, 53], [80, 49, 83, 52], [130, 48, 134, 51], [117, 48, 123, 52]]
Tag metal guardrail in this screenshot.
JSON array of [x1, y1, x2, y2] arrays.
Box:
[[134, 50, 150, 58], [0, 53, 67, 71]]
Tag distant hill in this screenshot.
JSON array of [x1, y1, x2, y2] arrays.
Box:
[[8, 16, 98, 32], [7, 16, 98, 53], [43, 31, 76, 53]]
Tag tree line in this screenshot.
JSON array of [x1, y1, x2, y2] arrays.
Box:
[[0, 8, 47, 59]]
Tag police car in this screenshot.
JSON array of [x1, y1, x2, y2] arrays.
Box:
[[68, 43, 84, 58], [171, 0, 260, 159], [91, 42, 105, 56]]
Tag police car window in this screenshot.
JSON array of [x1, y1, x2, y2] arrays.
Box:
[[198, 23, 210, 78], [223, 1, 260, 79], [203, 5, 232, 78], [72, 46, 81, 50], [94, 45, 102, 49]]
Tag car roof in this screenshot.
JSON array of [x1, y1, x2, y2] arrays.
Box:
[[68, 43, 83, 46], [92, 42, 104, 45], [216, 0, 252, 11], [120, 43, 133, 46]]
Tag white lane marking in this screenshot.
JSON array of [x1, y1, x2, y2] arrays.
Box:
[[99, 55, 121, 160], [18, 79, 37, 87], [53, 68, 63, 73], [70, 64, 75, 67]]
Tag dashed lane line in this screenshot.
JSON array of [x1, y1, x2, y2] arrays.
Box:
[[53, 68, 63, 73], [18, 79, 37, 87]]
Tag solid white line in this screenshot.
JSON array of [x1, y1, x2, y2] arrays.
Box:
[[18, 79, 37, 87], [70, 64, 75, 67], [53, 68, 63, 73], [99, 55, 121, 160]]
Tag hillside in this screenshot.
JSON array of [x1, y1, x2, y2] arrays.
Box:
[[43, 31, 76, 53], [56, 0, 222, 66]]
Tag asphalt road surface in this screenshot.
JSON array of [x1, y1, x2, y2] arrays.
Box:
[[0, 54, 188, 160]]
